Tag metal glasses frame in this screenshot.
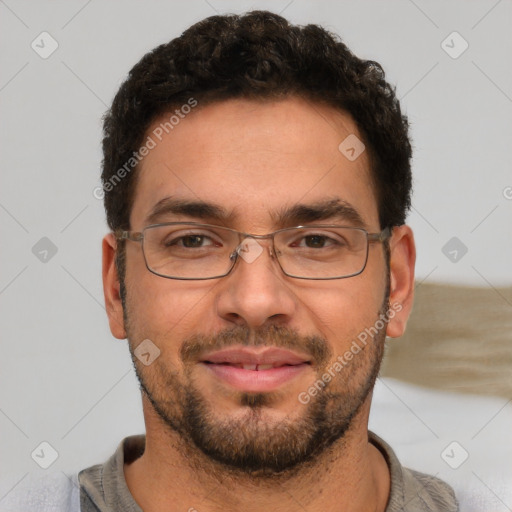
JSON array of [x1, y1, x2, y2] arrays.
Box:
[[115, 222, 392, 281]]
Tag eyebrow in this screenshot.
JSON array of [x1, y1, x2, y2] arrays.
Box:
[[145, 196, 367, 229], [272, 198, 368, 229], [145, 197, 235, 225]]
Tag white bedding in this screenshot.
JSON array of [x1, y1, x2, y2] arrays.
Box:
[[370, 377, 512, 512]]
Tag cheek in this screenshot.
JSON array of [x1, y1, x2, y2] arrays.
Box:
[[295, 272, 386, 352], [124, 258, 217, 354]]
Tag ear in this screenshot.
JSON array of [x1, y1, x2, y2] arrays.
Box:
[[386, 225, 416, 338], [102, 233, 127, 339]]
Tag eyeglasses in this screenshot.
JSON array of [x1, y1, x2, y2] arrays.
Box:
[[116, 222, 391, 280]]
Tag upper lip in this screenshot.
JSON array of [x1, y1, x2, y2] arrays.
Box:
[[200, 347, 312, 366]]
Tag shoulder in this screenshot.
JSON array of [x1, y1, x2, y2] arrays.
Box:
[[398, 466, 459, 512], [368, 431, 458, 512], [0, 472, 80, 512]]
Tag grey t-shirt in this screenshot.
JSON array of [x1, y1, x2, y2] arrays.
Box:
[[78, 431, 458, 511], [78, 432, 459, 512]]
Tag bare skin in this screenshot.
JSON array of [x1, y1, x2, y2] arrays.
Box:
[[103, 97, 416, 512]]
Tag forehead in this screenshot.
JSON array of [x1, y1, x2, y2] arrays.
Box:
[[130, 97, 379, 230]]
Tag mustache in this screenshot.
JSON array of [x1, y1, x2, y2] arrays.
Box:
[[180, 324, 332, 366]]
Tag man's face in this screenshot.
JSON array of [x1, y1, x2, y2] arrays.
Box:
[[111, 97, 393, 476]]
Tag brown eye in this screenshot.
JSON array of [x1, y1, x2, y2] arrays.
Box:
[[304, 235, 328, 248], [180, 235, 206, 248]]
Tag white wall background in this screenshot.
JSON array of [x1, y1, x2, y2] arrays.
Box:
[[1, 0, 511, 506]]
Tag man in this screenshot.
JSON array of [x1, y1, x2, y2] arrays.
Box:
[[4, 10, 458, 512]]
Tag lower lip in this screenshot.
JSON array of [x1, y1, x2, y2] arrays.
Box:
[[201, 363, 310, 392]]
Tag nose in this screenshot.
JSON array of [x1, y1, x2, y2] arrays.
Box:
[[215, 237, 297, 329]]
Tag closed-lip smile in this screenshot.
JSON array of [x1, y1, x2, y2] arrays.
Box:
[[199, 346, 313, 392]]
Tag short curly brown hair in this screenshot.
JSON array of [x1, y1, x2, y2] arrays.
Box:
[[101, 10, 412, 280]]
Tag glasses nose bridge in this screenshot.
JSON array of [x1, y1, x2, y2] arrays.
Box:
[[233, 231, 278, 260]]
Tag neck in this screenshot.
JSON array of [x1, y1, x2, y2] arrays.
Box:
[[124, 396, 390, 512]]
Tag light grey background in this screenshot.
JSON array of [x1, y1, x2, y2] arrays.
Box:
[[1, 0, 511, 506]]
